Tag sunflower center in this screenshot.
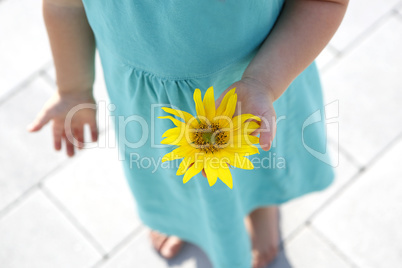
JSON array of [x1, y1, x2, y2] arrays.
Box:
[[192, 122, 228, 153], [202, 132, 213, 143]]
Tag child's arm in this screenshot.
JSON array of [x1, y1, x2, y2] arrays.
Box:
[[218, 0, 349, 151], [28, 0, 98, 157], [42, 0, 95, 96], [243, 0, 348, 100]]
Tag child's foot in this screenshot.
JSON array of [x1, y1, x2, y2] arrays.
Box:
[[245, 206, 280, 268], [149, 230, 184, 259]]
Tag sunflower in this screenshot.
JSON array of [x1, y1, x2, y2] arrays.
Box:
[[158, 86, 261, 189]]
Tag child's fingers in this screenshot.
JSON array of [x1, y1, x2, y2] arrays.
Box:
[[90, 122, 98, 142], [258, 111, 276, 151], [62, 130, 75, 157], [247, 119, 263, 137], [75, 127, 85, 149], [53, 125, 63, 151], [64, 135, 75, 157], [27, 112, 51, 132]]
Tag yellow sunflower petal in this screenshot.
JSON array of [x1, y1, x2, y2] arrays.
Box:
[[161, 151, 182, 162], [183, 160, 203, 184], [226, 145, 260, 156], [161, 145, 196, 162], [214, 149, 234, 160], [161, 107, 198, 127], [222, 94, 237, 119], [218, 166, 233, 189], [203, 86, 216, 121], [194, 88, 206, 118], [160, 135, 186, 145], [215, 116, 233, 129], [243, 121, 261, 135], [177, 156, 194, 175], [248, 135, 260, 144], [158, 116, 185, 127], [175, 144, 198, 156], [232, 114, 261, 130], [161, 127, 186, 144], [204, 158, 218, 187], [216, 88, 236, 116], [233, 133, 259, 145], [161, 127, 183, 138], [230, 156, 254, 170]]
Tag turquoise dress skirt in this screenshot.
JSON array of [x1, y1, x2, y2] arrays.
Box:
[[81, 0, 334, 267]]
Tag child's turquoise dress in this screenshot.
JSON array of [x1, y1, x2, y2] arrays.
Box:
[[81, 0, 334, 267]]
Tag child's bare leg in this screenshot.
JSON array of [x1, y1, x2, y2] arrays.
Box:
[[149, 230, 184, 259], [245, 206, 279, 268]]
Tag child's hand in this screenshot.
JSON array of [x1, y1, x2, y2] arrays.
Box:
[[200, 78, 277, 178], [27, 91, 98, 157], [217, 77, 277, 152]]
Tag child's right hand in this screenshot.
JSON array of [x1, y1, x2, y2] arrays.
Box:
[[27, 90, 98, 157]]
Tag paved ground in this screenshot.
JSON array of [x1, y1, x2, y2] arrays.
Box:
[[1, 0, 402, 267]]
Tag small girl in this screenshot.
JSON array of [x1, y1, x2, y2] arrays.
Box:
[[28, 0, 348, 267]]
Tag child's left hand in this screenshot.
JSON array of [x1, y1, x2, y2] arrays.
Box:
[[217, 77, 277, 152]]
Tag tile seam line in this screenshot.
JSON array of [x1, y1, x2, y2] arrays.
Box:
[[41, 70, 57, 88], [328, 138, 363, 169], [364, 131, 402, 167], [0, 185, 40, 221], [0, 147, 142, 263], [282, 223, 308, 244], [39, 184, 107, 256], [334, 7, 398, 59], [393, 9, 402, 20], [263, 132, 402, 244], [91, 225, 146, 268], [0, 60, 53, 106], [308, 225, 360, 268], [337, 145, 363, 168], [0, 137, 114, 221], [0, 153, 77, 221], [326, 44, 341, 56], [306, 131, 402, 222], [104, 225, 146, 262]]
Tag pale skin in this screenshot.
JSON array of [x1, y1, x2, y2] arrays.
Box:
[[29, 0, 348, 267], [27, 0, 98, 156]]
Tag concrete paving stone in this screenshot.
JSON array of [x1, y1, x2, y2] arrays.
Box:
[[312, 137, 402, 268], [281, 143, 359, 239], [100, 227, 213, 268], [0, 0, 51, 98], [329, 0, 400, 51], [0, 190, 100, 268], [322, 17, 402, 165], [43, 133, 141, 253], [0, 77, 66, 212], [285, 226, 353, 268], [396, 1, 402, 15]]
